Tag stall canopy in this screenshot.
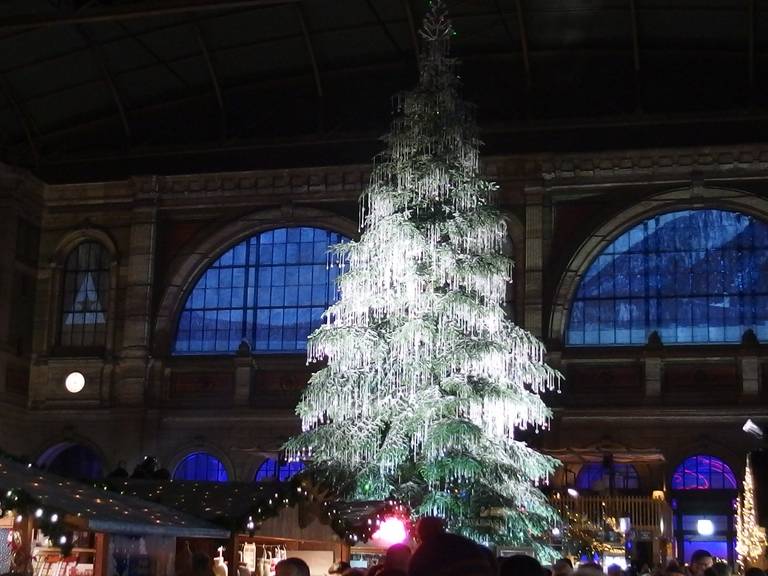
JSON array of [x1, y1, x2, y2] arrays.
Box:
[[0, 458, 229, 538], [115, 480, 406, 543]]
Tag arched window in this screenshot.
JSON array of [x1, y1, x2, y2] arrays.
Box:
[[174, 227, 348, 354], [173, 452, 229, 482], [671, 455, 737, 490], [575, 462, 640, 491], [38, 443, 103, 481], [60, 241, 110, 347], [254, 458, 305, 482], [567, 209, 768, 345]]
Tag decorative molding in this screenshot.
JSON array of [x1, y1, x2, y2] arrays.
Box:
[[485, 144, 768, 183], [131, 165, 371, 202]]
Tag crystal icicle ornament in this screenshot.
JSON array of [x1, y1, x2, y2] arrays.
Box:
[[285, 0, 562, 548]]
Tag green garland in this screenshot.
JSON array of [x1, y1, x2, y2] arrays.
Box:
[[0, 488, 74, 555]]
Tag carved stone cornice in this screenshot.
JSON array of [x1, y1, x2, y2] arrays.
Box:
[[131, 165, 372, 204], [487, 143, 768, 184]]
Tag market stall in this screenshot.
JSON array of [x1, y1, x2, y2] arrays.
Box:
[[0, 457, 229, 576], [118, 479, 410, 576]]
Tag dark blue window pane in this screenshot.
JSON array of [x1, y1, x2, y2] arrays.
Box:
[[44, 444, 103, 481], [671, 455, 737, 490], [575, 463, 639, 491], [567, 210, 768, 345], [174, 452, 228, 482], [254, 458, 306, 482], [173, 228, 348, 355], [278, 461, 305, 481], [60, 242, 110, 347]]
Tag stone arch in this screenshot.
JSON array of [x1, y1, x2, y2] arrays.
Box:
[[549, 186, 768, 345], [244, 453, 279, 483], [36, 438, 106, 480], [166, 440, 236, 482], [666, 436, 743, 491], [51, 228, 119, 265], [153, 207, 358, 356]]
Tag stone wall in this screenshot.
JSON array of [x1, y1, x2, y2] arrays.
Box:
[[1, 142, 767, 485]]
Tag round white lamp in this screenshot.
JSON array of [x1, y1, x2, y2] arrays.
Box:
[[64, 371, 85, 394], [697, 519, 715, 536]]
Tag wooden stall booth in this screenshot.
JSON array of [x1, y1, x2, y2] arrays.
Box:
[[0, 457, 229, 576], [120, 481, 409, 576]]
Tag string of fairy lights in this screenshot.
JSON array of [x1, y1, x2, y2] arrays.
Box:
[[0, 488, 73, 554], [0, 448, 411, 557], [109, 466, 412, 545]]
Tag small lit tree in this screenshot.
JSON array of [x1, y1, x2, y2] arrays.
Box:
[[736, 454, 766, 570]]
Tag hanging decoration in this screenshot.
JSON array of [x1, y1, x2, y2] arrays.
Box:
[[736, 454, 766, 570], [113, 471, 409, 546], [0, 488, 73, 555], [284, 0, 561, 549]]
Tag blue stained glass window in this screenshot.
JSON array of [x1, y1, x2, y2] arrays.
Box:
[[575, 463, 640, 491], [254, 458, 305, 482], [671, 455, 737, 490], [173, 452, 229, 482], [567, 209, 768, 345], [174, 227, 348, 354]]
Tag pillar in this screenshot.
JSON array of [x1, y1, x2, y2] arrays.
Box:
[[116, 202, 157, 405], [524, 186, 546, 337]]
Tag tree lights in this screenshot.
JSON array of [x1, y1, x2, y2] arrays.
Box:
[[285, 0, 560, 549], [736, 454, 766, 569]]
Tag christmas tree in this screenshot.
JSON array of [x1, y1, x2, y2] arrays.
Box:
[[736, 454, 766, 570], [286, 1, 561, 548]]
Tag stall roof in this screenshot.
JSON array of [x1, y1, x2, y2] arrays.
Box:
[[0, 458, 229, 538], [116, 479, 289, 525], [117, 479, 396, 536]]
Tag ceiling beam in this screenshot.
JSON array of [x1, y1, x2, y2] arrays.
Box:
[[365, 0, 403, 56], [195, 24, 226, 132], [494, 0, 528, 85], [748, 0, 756, 89], [118, 22, 190, 89], [295, 3, 323, 98], [513, 0, 531, 86], [0, 0, 299, 33], [401, 0, 420, 56], [0, 75, 39, 165], [76, 27, 131, 141], [629, 0, 640, 73]]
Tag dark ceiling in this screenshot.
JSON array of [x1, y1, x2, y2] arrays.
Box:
[[0, 0, 767, 183]]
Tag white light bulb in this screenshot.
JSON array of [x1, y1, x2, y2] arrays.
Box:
[[552, 527, 561, 536], [51, 514, 58, 523], [34, 508, 43, 518], [59, 535, 67, 545], [64, 372, 85, 394], [697, 519, 715, 536]]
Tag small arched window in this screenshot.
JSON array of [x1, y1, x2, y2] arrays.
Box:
[[671, 455, 737, 490], [174, 227, 348, 354], [567, 209, 768, 345], [576, 462, 640, 491], [60, 241, 110, 347], [254, 458, 305, 482], [38, 443, 103, 481], [173, 452, 229, 482]]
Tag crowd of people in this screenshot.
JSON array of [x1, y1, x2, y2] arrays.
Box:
[[204, 521, 765, 576]]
